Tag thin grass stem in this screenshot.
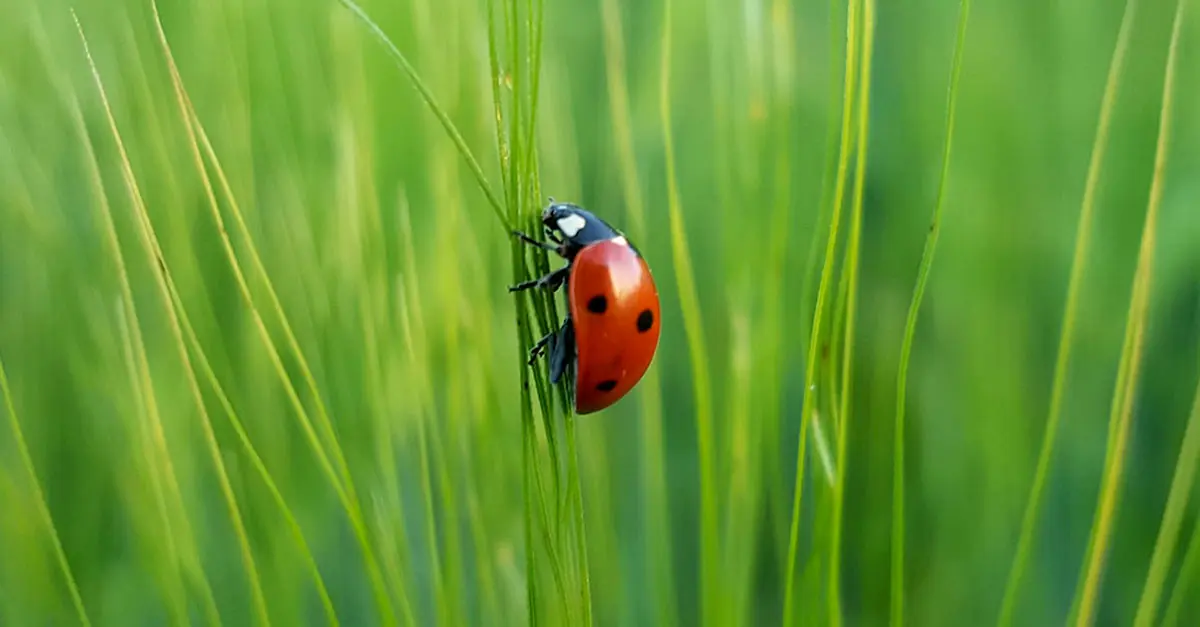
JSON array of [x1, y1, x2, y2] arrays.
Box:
[[829, 1, 874, 622], [1161, 509, 1200, 625], [74, 11, 267, 625], [1132, 345, 1200, 626], [890, 2, 971, 624], [994, 3, 1139, 623], [1070, 2, 1187, 623], [781, 0, 860, 621], [0, 353, 92, 627], [337, 0, 509, 230]]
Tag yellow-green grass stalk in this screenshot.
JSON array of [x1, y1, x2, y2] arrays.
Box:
[[659, 0, 719, 622], [0, 355, 91, 627], [70, 12, 226, 626], [340, 0, 577, 619], [149, 12, 407, 625], [83, 120, 204, 627], [889, 0, 971, 624], [829, 0, 874, 622], [1162, 505, 1200, 624], [1069, 1, 1187, 623], [73, 11, 272, 626], [1132, 346, 1200, 626], [994, 0, 1140, 623], [56, 35, 206, 622], [782, 0, 861, 621]]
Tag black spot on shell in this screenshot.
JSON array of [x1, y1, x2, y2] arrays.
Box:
[[587, 295, 607, 314], [596, 379, 617, 392], [636, 309, 654, 333]]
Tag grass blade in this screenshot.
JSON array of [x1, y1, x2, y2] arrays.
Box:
[[890, 1, 971, 624], [829, 0, 874, 622], [1069, 1, 1187, 623], [994, 1, 1139, 623], [0, 354, 92, 627], [336, 0, 509, 231], [1161, 507, 1200, 625], [146, 7, 398, 622], [74, 11, 273, 625], [782, 0, 860, 621], [1133, 344, 1200, 626]]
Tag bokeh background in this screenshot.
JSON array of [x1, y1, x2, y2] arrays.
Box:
[[1, 0, 1199, 625]]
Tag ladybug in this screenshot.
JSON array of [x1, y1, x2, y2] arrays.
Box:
[[510, 200, 661, 414]]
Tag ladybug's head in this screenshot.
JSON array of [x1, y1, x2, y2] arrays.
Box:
[[541, 200, 619, 249]]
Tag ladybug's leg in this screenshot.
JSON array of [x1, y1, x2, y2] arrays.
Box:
[[527, 330, 556, 365], [508, 266, 569, 293], [548, 319, 575, 385], [512, 230, 560, 254]]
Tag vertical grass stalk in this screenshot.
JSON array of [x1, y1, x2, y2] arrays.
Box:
[[890, 1, 971, 624], [781, 0, 861, 621], [829, 0, 874, 622]]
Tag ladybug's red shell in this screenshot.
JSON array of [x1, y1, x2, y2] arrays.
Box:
[[567, 238, 661, 414]]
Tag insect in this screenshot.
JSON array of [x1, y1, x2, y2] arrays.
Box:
[[509, 200, 661, 414]]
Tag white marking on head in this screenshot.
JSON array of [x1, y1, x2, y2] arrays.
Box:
[[557, 213, 587, 237], [611, 236, 629, 247]]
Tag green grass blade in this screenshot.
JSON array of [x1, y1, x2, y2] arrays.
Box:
[[994, 2, 1139, 624], [1133, 345, 1200, 626], [1070, 1, 1186, 623], [0, 354, 92, 627], [890, 1, 971, 624], [146, 13, 397, 622], [336, 0, 509, 231], [1161, 509, 1200, 625], [829, 0, 874, 622], [782, 0, 860, 621], [74, 12, 273, 624]]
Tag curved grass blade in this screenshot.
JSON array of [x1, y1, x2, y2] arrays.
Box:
[[147, 7, 398, 622], [988, 0, 1137, 619], [782, 0, 861, 621], [1132, 345, 1200, 626], [74, 11, 272, 625], [337, 0, 509, 232], [890, 1, 971, 624], [1069, 1, 1187, 623], [0, 353, 92, 626], [993, 2, 1140, 624], [68, 58, 214, 627], [1162, 509, 1200, 625]]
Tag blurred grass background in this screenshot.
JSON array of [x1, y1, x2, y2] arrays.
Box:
[[1, 0, 1200, 625]]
